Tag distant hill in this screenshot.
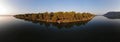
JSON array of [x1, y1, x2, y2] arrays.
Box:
[[104, 12, 120, 19]]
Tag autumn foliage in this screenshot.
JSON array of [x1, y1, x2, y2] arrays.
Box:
[[14, 11, 95, 23]]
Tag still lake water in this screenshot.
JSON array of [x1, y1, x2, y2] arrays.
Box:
[[0, 16, 120, 42]]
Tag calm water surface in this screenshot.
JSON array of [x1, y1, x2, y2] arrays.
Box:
[[0, 16, 120, 42]]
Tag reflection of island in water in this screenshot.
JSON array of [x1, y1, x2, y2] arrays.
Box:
[[15, 18, 92, 29], [14, 11, 94, 28], [104, 12, 120, 19]]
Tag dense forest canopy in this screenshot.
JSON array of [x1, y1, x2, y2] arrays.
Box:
[[14, 11, 95, 23]]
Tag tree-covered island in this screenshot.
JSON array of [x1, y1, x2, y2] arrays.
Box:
[[14, 11, 95, 23]]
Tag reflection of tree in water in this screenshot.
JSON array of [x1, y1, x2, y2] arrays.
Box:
[[15, 17, 92, 29], [104, 16, 120, 19], [37, 21, 90, 29]]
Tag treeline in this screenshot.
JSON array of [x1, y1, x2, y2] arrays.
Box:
[[14, 11, 95, 23]]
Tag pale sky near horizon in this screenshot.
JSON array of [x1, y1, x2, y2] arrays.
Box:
[[0, 0, 120, 15]]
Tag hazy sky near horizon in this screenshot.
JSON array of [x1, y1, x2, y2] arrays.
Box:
[[1, 0, 120, 15]]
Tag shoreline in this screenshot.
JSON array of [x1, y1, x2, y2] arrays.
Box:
[[14, 16, 94, 23], [14, 11, 95, 23]]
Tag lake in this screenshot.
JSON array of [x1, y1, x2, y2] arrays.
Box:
[[0, 16, 120, 42]]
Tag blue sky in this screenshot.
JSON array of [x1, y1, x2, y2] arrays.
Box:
[[4, 0, 120, 15]]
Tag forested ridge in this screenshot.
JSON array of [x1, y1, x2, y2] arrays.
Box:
[[14, 11, 95, 23]]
